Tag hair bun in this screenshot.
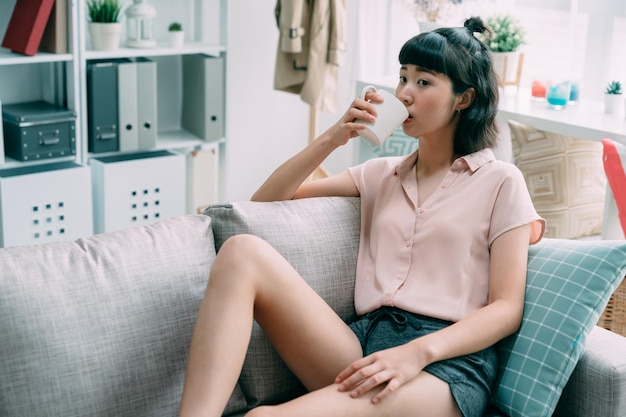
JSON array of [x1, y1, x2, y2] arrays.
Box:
[[464, 16, 491, 37]]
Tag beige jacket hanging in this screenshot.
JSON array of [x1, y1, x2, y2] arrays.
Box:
[[274, 0, 346, 113]]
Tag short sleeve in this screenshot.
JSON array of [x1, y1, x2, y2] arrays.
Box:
[[489, 165, 546, 246]]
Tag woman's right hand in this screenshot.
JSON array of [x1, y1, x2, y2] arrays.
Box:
[[322, 91, 383, 146]]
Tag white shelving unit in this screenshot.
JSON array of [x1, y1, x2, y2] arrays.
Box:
[[0, 0, 227, 247]]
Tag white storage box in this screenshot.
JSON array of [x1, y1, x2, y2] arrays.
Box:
[[0, 162, 93, 248], [185, 143, 219, 214], [90, 150, 186, 234]]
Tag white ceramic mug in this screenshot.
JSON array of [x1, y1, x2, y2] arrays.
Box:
[[356, 85, 408, 146]]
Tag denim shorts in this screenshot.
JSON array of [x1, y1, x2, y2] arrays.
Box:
[[348, 307, 498, 417]]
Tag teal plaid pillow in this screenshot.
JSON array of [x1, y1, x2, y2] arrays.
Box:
[[492, 238, 626, 417]]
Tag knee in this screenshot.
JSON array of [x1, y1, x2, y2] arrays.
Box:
[[210, 234, 274, 278], [245, 405, 274, 417], [214, 234, 266, 266]]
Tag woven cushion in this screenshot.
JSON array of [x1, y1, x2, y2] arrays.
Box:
[[509, 120, 606, 239], [0, 216, 250, 417], [207, 197, 361, 408], [491, 238, 626, 417], [602, 138, 626, 236]]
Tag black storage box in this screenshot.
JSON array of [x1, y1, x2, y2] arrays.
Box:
[[2, 101, 77, 162]]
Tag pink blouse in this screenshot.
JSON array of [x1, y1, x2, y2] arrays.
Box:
[[348, 148, 545, 322]]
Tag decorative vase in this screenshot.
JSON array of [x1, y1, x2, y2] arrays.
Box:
[[604, 94, 624, 116], [168, 31, 184, 48], [88, 22, 122, 51], [490, 51, 523, 88]]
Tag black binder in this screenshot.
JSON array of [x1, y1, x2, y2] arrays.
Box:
[[87, 60, 119, 153]]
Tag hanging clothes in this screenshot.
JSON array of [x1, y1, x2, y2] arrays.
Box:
[[274, 0, 346, 113]]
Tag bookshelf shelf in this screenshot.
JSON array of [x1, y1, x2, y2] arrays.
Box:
[[84, 42, 226, 60], [157, 129, 226, 150], [0, 50, 73, 66], [0, 0, 227, 247]]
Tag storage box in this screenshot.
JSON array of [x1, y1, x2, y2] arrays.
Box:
[[185, 143, 219, 214], [90, 150, 186, 234], [2, 100, 76, 161], [0, 162, 93, 248]]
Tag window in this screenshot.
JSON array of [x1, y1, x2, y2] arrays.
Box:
[[357, 0, 626, 101]]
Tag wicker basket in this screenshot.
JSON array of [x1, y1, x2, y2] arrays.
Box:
[[598, 278, 626, 336]]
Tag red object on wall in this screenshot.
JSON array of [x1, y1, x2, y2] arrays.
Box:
[[1, 0, 56, 56]]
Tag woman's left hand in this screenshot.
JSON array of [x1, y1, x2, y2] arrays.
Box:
[[334, 342, 427, 404]]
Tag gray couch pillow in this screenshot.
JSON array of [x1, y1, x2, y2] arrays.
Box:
[[207, 197, 361, 409], [0, 215, 247, 417]]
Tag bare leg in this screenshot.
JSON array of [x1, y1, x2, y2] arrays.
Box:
[[245, 371, 461, 417], [177, 234, 362, 417]]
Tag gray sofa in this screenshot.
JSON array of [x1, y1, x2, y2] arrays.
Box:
[[1, 196, 625, 417]]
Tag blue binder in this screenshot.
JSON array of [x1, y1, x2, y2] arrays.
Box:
[[87, 60, 119, 153]]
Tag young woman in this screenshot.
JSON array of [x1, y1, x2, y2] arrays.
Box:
[[178, 17, 545, 417]]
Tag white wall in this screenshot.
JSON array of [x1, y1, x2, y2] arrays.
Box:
[[223, 0, 359, 202]]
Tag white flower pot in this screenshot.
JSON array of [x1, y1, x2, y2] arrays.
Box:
[[168, 31, 184, 48], [604, 94, 624, 116], [490, 51, 522, 87], [88, 22, 122, 51]]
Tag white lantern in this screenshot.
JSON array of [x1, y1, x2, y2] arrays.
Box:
[[125, 0, 157, 48]]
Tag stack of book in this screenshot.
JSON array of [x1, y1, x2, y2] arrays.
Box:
[[2, 0, 68, 56]]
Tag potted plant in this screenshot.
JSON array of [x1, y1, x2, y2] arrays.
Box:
[[478, 14, 526, 88], [168, 22, 184, 48], [604, 80, 624, 115], [409, 0, 463, 33], [86, 0, 124, 51]]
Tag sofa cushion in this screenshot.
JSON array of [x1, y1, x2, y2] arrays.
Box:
[[509, 120, 606, 239], [491, 238, 626, 417], [0, 215, 249, 417], [207, 197, 361, 409], [553, 326, 626, 417]]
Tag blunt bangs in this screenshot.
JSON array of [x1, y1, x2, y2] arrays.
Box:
[[398, 32, 449, 75]]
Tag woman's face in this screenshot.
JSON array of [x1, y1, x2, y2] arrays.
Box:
[[396, 64, 458, 140]]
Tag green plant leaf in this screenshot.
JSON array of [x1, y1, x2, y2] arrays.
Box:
[[87, 0, 123, 23]]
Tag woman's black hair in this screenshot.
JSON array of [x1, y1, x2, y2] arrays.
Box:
[[398, 16, 499, 155]]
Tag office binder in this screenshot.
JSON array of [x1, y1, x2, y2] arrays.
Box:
[[87, 61, 119, 153], [135, 57, 157, 150], [117, 59, 139, 152], [1, 0, 55, 56], [182, 54, 225, 141]]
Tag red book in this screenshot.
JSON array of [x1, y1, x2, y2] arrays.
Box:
[[1, 0, 56, 56]]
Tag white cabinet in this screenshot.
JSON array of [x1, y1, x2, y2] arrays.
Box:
[[0, 0, 227, 247]]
